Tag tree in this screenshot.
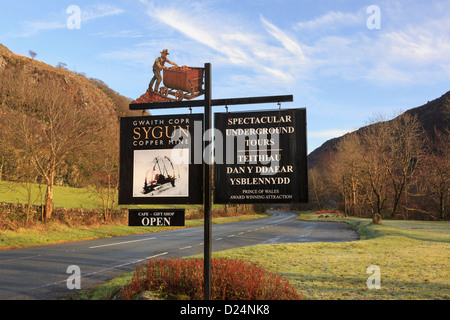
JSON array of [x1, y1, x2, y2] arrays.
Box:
[[356, 114, 424, 220], [90, 123, 120, 221], [382, 113, 424, 218], [0, 68, 106, 220], [422, 129, 449, 220], [56, 62, 68, 70], [334, 133, 366, 217], [308, 167, 325, 210], [356, 117, 398, 221], [28, 50, 37, 60]]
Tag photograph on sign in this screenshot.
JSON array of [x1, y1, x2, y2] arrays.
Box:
[[214, 108, 308, 204], [133, 149, 189, 197], [119, 114, 203, 205]]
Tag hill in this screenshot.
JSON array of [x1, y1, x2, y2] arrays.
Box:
[[308, 90, 450, 169], [0, 43, 149, 200], [0, 43, 143, 119], [0, 43, 153, 219]]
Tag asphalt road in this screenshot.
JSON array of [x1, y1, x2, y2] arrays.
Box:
[[0, 212, 358, 300]]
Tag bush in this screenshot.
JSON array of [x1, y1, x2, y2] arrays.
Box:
[[120, 258, 300, 300]]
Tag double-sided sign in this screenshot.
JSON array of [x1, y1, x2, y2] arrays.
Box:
[[119, 109, 307, 225]]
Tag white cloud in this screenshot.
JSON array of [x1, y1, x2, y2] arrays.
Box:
[[81, 4, 124, 22], [22, 21, 66, 36], [260, 16, 305, 58], [294, 3, 450, 85], [137, 1, 307, 88], [90, 30, 143, 38], [295, 10, 363, 31], [14, 4, 124, 37], [103, 0, 450, 91]]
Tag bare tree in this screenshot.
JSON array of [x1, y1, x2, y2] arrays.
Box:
[[354, 113, 425, 220], [334, 133, 366, 217], [90, 123, 120, 221], [360, 121, 390, 220], [28, 50, 37, 60], [383, 114, 424, 218], [56, 62, 68, 70], [0, 68, 106, 220], [308, 167, 325, 210], [423, 129, 449, 220]]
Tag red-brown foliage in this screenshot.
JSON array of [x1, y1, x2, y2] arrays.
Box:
[[121, 258, 301, 300]]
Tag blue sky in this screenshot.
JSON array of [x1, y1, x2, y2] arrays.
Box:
[[1, 0, 449, 153]]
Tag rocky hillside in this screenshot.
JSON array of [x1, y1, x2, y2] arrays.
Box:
[[308, 90, 450, 169], [0, 43, 143, 119]]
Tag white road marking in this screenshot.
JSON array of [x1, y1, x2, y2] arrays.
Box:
[[0, 255, 41, 263], [30, 252, 169, 291], [145, 252, 169, 260], [89, 237, 156, 249]]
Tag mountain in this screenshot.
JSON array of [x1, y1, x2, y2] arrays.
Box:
[[308, 91, 450, 169]]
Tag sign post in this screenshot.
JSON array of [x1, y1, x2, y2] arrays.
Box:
[[203, 63, 212, 300], [122, 62, 301, 300]]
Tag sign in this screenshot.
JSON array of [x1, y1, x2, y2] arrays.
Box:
[[214, 108, 308, 204], [119, 114, 203, 205], [128, 209, 185, 226]]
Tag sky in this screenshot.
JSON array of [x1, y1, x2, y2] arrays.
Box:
[[1, 0, 449, 154]]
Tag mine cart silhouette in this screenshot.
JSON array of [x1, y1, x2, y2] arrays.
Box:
[[159, 66, 204, 101], [143, 156, 178, 194]]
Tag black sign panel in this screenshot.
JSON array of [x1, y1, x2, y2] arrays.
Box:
[[119, 114, 203, 205], [128, 209, 185, 226], [214, 108, 308, 204]]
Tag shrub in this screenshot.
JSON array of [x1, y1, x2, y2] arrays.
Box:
[[121, 258, 300, 300]]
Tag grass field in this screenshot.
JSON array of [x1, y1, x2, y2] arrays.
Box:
[[210, 213, 450, 300], [0, 181, 101, 209], [0, 181, 205, 210]]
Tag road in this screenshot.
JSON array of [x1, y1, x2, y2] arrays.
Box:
[[0, 212, 358, 300]]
